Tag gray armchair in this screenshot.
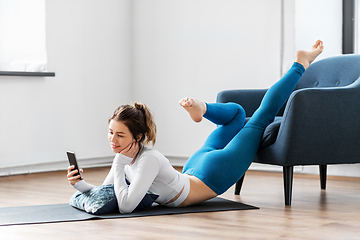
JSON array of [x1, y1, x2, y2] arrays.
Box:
[[217, 54, 360, 205]]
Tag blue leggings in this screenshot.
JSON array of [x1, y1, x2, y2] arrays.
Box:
[[182, 62, 305, 195]]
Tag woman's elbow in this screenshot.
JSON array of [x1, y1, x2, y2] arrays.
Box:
[[119, 206, 135, 214]]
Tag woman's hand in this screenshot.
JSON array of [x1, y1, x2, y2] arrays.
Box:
[[67, 165, 84, 186], [120, 141, 140, 159]]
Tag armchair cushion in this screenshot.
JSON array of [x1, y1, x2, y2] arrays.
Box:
[[260, 118, 282, 148]]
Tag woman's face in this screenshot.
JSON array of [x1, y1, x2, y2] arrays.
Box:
[[108, 120, 135, 154]]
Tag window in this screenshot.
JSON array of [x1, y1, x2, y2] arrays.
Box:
[[0, 0, 54, 76]]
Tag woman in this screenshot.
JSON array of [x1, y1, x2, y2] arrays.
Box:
[[68, 40, 324, 213]]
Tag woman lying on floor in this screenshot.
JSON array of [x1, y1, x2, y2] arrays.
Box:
[[67, 40, 324, 213]]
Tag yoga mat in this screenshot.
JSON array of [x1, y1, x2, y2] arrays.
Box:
[[0, 197, 258, 226]]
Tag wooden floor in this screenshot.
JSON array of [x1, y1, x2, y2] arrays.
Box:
[[1, 167, 360, 239]]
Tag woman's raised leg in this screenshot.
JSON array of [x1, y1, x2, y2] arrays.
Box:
[[181, 40, 324, 195]]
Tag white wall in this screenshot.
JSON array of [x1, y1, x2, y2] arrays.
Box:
[[295, 0, 343, 59], [0, 0, 132, 175], [1, 0, 358, 178], [132, 0, 282, 158], [137, 0, 356, 178]]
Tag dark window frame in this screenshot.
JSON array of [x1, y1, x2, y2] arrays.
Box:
[[0, 71, 55, 77], [343, 0, 356, 54]]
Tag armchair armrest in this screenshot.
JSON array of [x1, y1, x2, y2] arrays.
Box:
[[217, 89, 267, 117], [275, 84, 360, 165]]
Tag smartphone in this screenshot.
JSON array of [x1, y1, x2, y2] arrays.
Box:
[[66, 151, 82, 179]]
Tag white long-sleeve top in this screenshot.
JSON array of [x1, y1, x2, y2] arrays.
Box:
[[73, 146, 190, 214]]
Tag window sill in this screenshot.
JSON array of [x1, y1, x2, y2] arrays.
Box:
[[0, 71, 55, 77]]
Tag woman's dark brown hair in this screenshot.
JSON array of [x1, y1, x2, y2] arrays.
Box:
[[109, 102, 156, 146]]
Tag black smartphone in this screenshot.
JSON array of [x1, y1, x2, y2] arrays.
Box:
[[66, 151, 82, 179]]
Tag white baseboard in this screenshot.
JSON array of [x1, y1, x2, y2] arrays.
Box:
[[0, 156, 113, 177], [2, 155, 360, 178]]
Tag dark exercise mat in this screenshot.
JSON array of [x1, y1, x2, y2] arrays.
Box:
[[0, 197, 258, 226]]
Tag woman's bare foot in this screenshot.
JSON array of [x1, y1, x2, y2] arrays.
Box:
[[296, 40, 324, 70], [179, 98, 207, 123]]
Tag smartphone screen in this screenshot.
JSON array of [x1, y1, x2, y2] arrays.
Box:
[[66, 151, 82, 178]]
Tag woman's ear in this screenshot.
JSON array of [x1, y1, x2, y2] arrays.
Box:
[[136, 134, 143, 142]]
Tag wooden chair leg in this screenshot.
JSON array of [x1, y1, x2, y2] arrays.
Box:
[[283, 166, 294, 206], [234, 174, 245, 195], [319, 165, 327, 190]]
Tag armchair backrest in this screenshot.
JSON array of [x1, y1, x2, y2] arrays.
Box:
[[295, 54, 360, 90]]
